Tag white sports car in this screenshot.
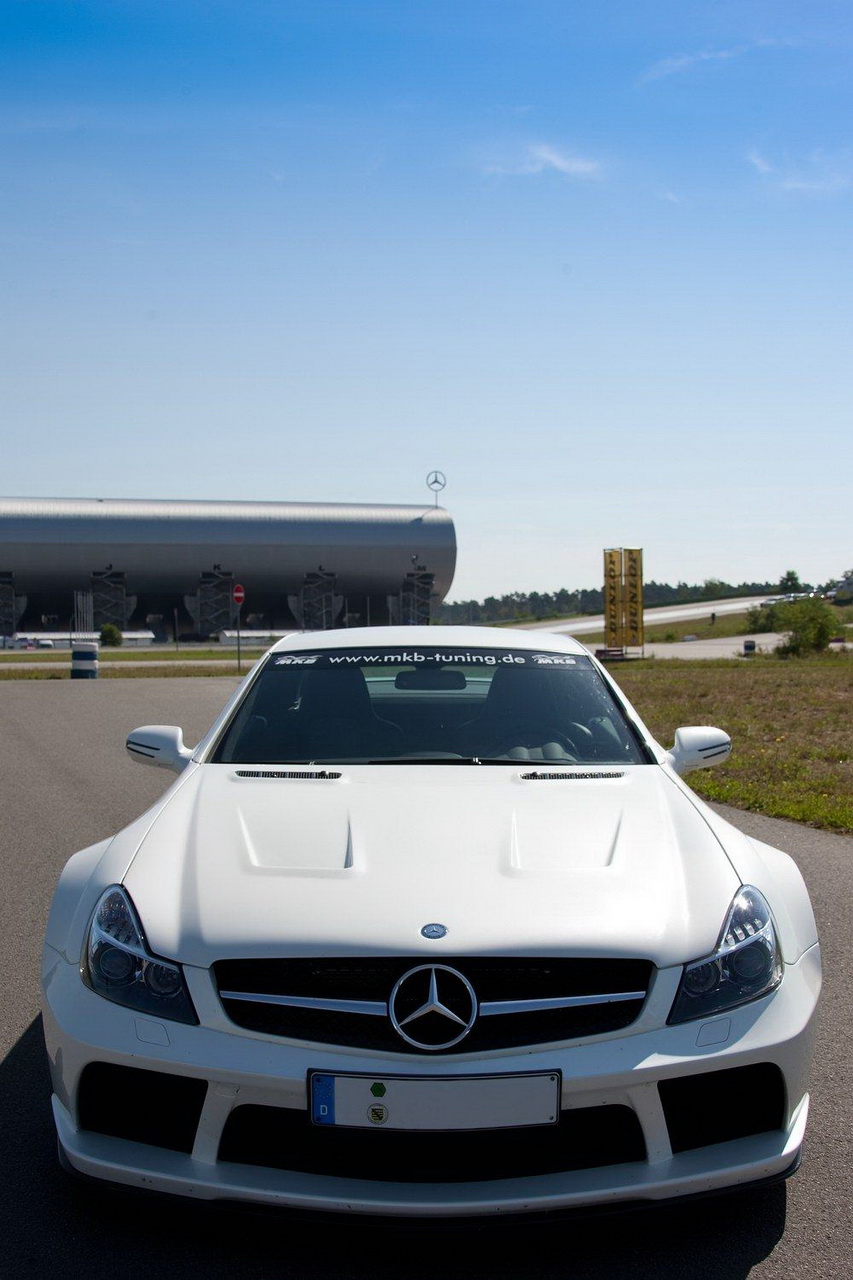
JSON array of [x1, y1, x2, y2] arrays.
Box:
[[42, 627, 821, 1217]]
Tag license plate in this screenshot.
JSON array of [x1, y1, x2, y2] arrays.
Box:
[[309, 1071, 560, 1131]]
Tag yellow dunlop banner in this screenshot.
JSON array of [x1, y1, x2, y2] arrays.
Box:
[[623, 548, 644, 647], [603, 549, 623, 648]]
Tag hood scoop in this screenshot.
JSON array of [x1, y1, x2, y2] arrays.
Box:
[[521, 770, 626, 781], [235, 770, 342, 781]]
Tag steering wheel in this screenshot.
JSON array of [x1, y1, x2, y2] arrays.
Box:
[[486, 723, 580, 760]]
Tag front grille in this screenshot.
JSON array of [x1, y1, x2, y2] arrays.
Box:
[[659, 1063, 785, 1153], [218, 1102, 646, 1182], [213, 957, 653, 1054], [77, 1063, 207, 1153]]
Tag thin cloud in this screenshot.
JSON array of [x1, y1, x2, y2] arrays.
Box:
[[782, 172, 851, 194], [747, 150, 774, 175], [640, 38, 794, 84], [748, 148, 852, 194], [484, 143, 602, 180], [641, 45, 750, 82]]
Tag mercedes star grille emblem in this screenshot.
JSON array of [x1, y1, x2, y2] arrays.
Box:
[[389, 964, 478, 1050]]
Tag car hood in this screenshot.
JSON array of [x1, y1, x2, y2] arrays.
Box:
[[123, 765, 740, 969]]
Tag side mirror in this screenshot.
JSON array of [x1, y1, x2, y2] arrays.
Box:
[[126, 725, 194, 773], [667, 726, 731, 775]]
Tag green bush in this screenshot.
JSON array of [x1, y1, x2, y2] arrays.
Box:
[[775, 600, 836, 657], [745, 604, 780, 633], [99, 623, 123, 647]]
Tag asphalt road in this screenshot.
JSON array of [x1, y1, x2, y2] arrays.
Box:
[[1, 678, 850, 1279]]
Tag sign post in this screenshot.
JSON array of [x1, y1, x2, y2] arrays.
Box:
[[233, 583, 245, 673], [623, 549, 644, 648], [603, 549, 623, 649], [602, 549, 644, 655]]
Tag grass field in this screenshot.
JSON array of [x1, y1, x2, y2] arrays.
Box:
[[642, 611, 751, 642], [615, 655, 853, 833]]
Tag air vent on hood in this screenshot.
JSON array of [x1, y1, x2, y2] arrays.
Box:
[[235, 770, 342, 780], [521, 770, 626, 781]]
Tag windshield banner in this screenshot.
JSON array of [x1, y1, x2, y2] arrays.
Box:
[[274, 648, 584, 669]]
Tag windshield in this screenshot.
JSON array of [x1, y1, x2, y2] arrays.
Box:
[[212, 646, 650, 765]]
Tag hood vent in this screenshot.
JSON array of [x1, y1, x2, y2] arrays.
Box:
[[521, 770, 626, 781], [235, 770, 342, 781]]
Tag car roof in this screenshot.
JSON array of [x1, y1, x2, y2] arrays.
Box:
[[269, 625, 589, 657]]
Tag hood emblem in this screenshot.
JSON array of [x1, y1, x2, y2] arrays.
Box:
[[420, 923, 447, 939], [389, 964, 477, 1050]]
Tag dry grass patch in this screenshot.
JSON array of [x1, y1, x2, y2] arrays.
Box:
[[615, 656, 853, 833]]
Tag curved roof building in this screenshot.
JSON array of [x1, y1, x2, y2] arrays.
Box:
[[0, 497, 456, 636]]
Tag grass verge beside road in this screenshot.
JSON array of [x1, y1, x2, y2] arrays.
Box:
[[578, 612, 755, 648], [616, 656, 853, 833], [0, 664, 245, 679], [0, 647, 263, 663]]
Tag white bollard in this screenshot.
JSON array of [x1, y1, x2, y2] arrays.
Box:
[[71, 641, 99, 679]]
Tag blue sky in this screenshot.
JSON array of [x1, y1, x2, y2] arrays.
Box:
[[2, 1, 851, 598]]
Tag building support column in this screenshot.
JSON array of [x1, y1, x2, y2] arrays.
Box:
[[289, 568, 342, 631], [90, 570, 134, 630], [396, 563, 435, 625], [195, 568, 234, 638], [0, 572, 15, 638]]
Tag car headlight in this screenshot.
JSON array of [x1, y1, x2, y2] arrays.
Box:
[[668, 885, 782, 1024], [82, 886, 198, 1025]]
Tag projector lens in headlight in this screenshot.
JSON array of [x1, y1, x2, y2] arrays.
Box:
[[94, 943, 136, 985], [682, 960, 720, 996], [144, 962, 184, 997]]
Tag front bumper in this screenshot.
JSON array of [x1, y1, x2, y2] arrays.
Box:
[[42, 944, 821, 1218]]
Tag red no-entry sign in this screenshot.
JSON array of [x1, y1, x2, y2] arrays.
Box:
[[233, 583, 245, 607]]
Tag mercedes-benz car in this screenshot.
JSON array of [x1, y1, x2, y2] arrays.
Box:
[[41, 627, 821, 1217]]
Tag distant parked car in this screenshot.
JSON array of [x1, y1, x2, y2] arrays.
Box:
[[834, 578, 853, 605]]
